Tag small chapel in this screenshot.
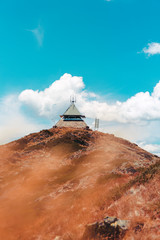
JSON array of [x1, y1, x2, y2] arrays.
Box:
[[55, 100, 88, 129]]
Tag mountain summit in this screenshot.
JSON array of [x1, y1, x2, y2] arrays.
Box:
[[0, 128, 159, 239]]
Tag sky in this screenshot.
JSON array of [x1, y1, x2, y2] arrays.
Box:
[[1, 0, 160, 154]]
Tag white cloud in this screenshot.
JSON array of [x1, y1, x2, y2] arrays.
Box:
[[142, 42, 160, 56], [139, 142, 160, 156], [19, 73, 160, 124], [27, 24, 44, 46], [19, 74, 86, 120], [0, 95, 46, 144], [3, 73, 160, 155]]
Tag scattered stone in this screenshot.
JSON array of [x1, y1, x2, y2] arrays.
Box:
[[133, 222, 144, 233], [126, 166, 137, 174]]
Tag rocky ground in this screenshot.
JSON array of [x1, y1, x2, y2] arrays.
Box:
[[0, 127, 159, 239]]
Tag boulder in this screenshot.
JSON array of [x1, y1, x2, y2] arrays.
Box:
[[82, 216, 130, 239]]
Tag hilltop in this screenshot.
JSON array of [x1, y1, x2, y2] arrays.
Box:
[[0, 128, 160, 239]]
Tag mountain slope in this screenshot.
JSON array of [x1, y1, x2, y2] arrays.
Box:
[[0, 128, 159, 240]]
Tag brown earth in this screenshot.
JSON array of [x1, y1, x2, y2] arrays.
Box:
[[0, 127, 159, 240]]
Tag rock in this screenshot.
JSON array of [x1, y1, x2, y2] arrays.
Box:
[[82, 216, 130, 239], [54, 236, 62, 240], [116, 219, 130, 230], [54, 233, 73, 240], [104, 216, 118, 224], [133, 222, 144, 233]]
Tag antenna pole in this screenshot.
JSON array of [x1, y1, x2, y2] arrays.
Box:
[[70, 95, 76, 103], [95, 118, 99, 131]]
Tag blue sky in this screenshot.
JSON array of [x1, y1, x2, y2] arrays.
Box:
[[1, 0, 160, 154], [0, 0, 160, 97]]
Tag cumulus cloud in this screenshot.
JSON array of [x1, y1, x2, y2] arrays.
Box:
[[27, 24, 44, 46], [3, 73, 160, 154], [0, 95, 46, 144], [19, 73, 160, 124], [19, 74, 87, 120], [142, 42, 160, 56], [139, 142, 160, 156]]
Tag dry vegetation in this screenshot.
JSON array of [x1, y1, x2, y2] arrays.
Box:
[[0, 128, 159, 239]]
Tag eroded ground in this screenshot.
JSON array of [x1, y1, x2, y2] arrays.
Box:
[[0, 128, 159, 239]]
